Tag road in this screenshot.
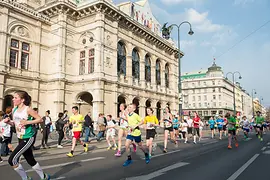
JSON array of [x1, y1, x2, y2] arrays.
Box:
[[0, 131, 269, 180]]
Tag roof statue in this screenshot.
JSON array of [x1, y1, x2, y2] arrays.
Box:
[[161, 23, 173, 40]]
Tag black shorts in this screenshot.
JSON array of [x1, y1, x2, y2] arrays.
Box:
[[218, 127, 223, 132], [256, 125, 263, 131], [210, 127, 214, 130], [146, 129, 156, 139], [181, 131, 186, 138], [173, 127, 179, 130], [223, 125, 227, 131], [165, 126, 173, 132], [193, 128, 200, 137], [187, 127, 193, 134], [228, 130, 236, 136]]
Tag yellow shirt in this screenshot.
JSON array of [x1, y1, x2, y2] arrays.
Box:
[[70, 114, 84, 132], [144, 115, 159, 129], [128, 113, 142, 136]]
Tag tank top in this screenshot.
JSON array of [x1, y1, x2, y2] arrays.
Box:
[[13, 106, 34, 139], [119, 111, 128, 128], [163, 113, 172, 128]]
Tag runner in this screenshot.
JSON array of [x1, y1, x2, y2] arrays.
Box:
[[67, 106, 88, 157], [223, 116, 228, 137], [226, 113, 238, 149], [208, 117, 216, 139], [115, 103, 136, 157], [192, 112, 200, 144], [255, 111, 264, 142], [106, 115, 117, 150], [187, 116, 193, 140], [199, 119, 204, 141], [4, 90, 50, 179], [144, 107, 159, 158], [0, 111, 11, 163], [240, 116, 250, 140], [172, 115, 180, 141], [216, 116, 224, 140], [162, 107, 177, 153], [180, 119, 188, 143], [123, 104, 150, 166]]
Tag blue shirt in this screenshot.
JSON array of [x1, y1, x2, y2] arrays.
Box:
[[172, 118, 179, 128], [208, 119, 215, 128], [216, 119, 224, 128]]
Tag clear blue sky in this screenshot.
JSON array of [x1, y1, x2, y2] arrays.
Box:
[[113, 0, 270, 107]]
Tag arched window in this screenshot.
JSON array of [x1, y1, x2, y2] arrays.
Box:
[[145, 54, 151, 82], [117, 42, 126, 76], [165, 63, 169, 88], [156, 59, 161, 85], [132, 48, 140, 80]]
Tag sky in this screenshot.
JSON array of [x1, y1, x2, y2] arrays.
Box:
[[113, 0, 270, 107]]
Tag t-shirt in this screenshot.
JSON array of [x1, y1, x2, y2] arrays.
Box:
[[0, 121, 11, 137], [242, 119, 250, 129], [106, 120, 116, 134], [144, 115, 159, 130], [69, 114, 84, 132], [181, 122, 188, 132], [223, 118, 228, 125], [187, 119, 193, 127], [128, 113, 142, 136], [193, 117, 200, 128], [172, 118, 179, 128], [208, 119, 215, 128], [255, 116, 264, 125], [227, 117, 236, 130], [216, 119, 224, 128]]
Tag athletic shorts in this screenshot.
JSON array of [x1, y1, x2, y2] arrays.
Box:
[[126, 135, 142, 143], [193, 128, 200, 137], [165, 126, 173, 132], [228, 129, 236, 136], [256, 125, 263, 131], [146, 129, 156, 139], [223, 125, 227, 131], [181, 131, 186, 138], [187, 127, 193, 134], [210, 127, 214, 131], [173, 127, 179, 130], [73, 131, 81, 139], [243, 128, 250, 133]]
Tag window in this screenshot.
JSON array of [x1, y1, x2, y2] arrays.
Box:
[[218, 81, 221, 85], [213, 88, 216, 92], [204, 111, 208, 116], [165, 63, 169, 88], [213, 102, 216, 107], [193, 89, 195, 93], [145, 54, 151, 82], [203, 81, 206, 86], [204, 89, 207, 93], [219, 95, 222, 100], [198, 96, 201, 101], [219, 88, 221, 92], [204, 95, 207, 101], [10, 39, 30, 69], [132, 48, 140, 80], [79, 51, 85, 75], [117, 42, 126, 76], [156, 59, 161, 85], [198, 81, 201, 86], [219, 102, 222, 107], [192, 83, 195, 87], [193, 103, 196, 107], [212, 81, 215, 85], [198, 89, 201, 93], [204, 102, 207, 107], [213, 95, 216, 100], [193, 96, 195, 101], [199, 103, 201, 107], [88, 49, 94, 74]]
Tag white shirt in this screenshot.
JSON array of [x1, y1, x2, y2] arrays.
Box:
[[0, 121, 11, 137], [181, 122, 188, 132], [45, 116, 51, 125], [187, 119, 193, 127], [107, 120, 116, 134], [242, 119, 250, 128]]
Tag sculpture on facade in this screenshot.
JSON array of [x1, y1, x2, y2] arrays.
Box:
[[161, 23, 173, 40]]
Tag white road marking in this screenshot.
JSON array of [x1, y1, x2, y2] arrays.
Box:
[[202, 140, 218, 146], [267, 142, 270, 145], [227, 154, 259, 180], [51, 177, 66, 180], [261, 147, 266, 151], [141, 149, 182, 159], [263, 150, 270, 154], [25, 157, 105, 172], [125, 162, 189, 180]]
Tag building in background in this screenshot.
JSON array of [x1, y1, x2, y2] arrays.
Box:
[[0, 0, 180, 121], [181, 61, 253, 120]]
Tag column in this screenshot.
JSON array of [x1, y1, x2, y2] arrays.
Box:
[[151, 55, 156, 90], [140, 50, 146, 86], [126, 43, 133, 86], [139, 105, 146, 118], [0, 8, 8, 71]]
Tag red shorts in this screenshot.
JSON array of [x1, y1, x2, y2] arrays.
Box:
[[73, 131, 81, 139]]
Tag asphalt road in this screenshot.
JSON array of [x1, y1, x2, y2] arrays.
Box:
[[1, 132, 269, 180]]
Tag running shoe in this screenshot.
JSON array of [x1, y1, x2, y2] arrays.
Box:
[[107, 146, 111, 150], [260, 138, 263, 142], [84, 144, 88, 152], [149, 154, 152, 159], [27, 177, 33, 180], [41, 173, 50, 180], [132, 143, 137, 152], [228, 145, 232, 149], [115, 150, 121, 157], [0, 157, 3, 163], [145, 154, 150, 164], [112, 146, 117, 151], [67, 152, 74, 157], [235, 143, 239, 148], [163, 148, 167, 153], [123, 159, 133, 167]]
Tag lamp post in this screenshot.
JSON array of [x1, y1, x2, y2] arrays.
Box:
[[77, 98, 83, 114], [251, 89, 257, 117], [226, 71, 242, 115], [164, 21, 194, 122], [260, 96, 263, 111]]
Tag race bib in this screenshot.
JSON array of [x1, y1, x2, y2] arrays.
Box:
[[165, 120, 172, 128], [15, 122, 26, 138], [257, 124, 262, 127]]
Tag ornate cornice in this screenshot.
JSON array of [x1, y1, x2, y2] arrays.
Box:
[[38, 0, 181, 56], [0, 0, 50, 23]]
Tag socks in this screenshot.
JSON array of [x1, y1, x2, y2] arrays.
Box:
[[128, 155, 132, 160], [14, 164, 28, 180], [71, 150, 74, 154], [83, 144, 86, 147], [32, 163, 45, 179]]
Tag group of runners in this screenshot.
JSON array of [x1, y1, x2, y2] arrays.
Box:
[[0, 90, 267, 179]]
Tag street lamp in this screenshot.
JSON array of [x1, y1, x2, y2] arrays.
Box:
[[251, 89, 257, 117], [162, 21, 194, 122], [76, 98, 83, 114], [226, 71, 242, 115]]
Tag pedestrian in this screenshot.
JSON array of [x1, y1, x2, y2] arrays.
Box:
[[96, 113, 106, 141], [55, 112, 66, 148], [84, 112, 94, 142], [180, 119, 188, 143], [208, 117, 215, 138], [144, 107, 159, 158], [192, 112, 200, 144], [5, 90, 50, 179], [0, 110, 11, 162], [67, 106, 88, 157], [41, 110, 52, 149]]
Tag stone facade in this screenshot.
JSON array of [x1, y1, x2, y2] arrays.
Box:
[[0, 0, 180, 120]]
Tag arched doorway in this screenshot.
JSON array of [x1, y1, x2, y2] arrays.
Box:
[[117, 95, 126, 117], [156, 101, 161, 120], [145, 99, 151, 115], [132, 97, 139, 114], [3, 95, 13, 111], [77, 92, 93, 116]]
